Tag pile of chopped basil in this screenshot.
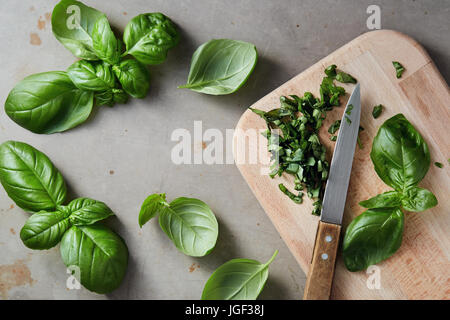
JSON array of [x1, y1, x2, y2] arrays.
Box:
[[250, 66, 357, 215]]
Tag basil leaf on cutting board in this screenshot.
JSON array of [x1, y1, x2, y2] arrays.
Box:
[[401, 187, 437, 212], [60, 223, 128, 294], [112, 59, 150, 98], [139, 195, 219, 257], [0, 141, 67, 212], [370, 114, 430, 191], [179, 39, 258, 95], [201, 250, 278, 300], [123, 13, 179, 65], [52, 0, 105, 60], [20, 210, 71, 250], [67, 60, 115, 91], [4, 71, 94, 134], [359, 191, 402, 209], [343, 208, 404, 272]]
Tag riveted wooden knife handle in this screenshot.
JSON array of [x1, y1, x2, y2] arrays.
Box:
[[303, 221, 341, 300]]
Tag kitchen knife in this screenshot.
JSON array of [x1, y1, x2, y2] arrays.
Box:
[[303, 83, 361, 300]]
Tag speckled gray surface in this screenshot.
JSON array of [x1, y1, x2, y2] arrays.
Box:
[[0, 0, 448, 300]]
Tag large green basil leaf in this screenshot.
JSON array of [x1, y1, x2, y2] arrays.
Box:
[[401, 186, 437, 212], [0, 141, 67, 212], [20, 210, 71, 249], [123, 13, 179, 65], [60, 224, 128, 294], [5, 71, 94, 134], [52, 0, 105, 60], [138, 193, 168, 227], [370, 114, 430, 191], [112, 59, 150, 98], [202, 250, 278, 300], [179, 39, 258, 95], [66, 197, 114, 226], [359, 191, 402, 209], [92, 15, 122, 65], [159, 197, 218, 257], [343, 207, 404, 272], [67, 60, 115, 91]]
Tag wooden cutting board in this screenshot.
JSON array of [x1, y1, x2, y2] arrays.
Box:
[[233, 30, 450, 300]]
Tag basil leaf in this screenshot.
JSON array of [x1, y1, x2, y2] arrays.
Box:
[[0, 141, 66, 212], [158, 197, 218, 257], [5, 71, 94, 134], [335, 71, 357, 84], [67, 60, 115, 91], [20, 210, 71, 250], [179, 39, 258, 95], [359, 191, 402, 209], [95, 88, 129, 107], [401, 187, 437, 212], [112, 59, 150, 98], [328, 120, 341, 134], [60, 224, 128, 294], [138, 193, 168, 227], [343, 207, 404, 272], [92, 15, 122, 65], [52, 0, 105, 60], [123, 13, 179, 65], [324, 65, 337, 77], [201, 250, 278, 300], [370, 114, 430, 191], [392, 61, 405, 78], [66, 197, 114, 226], [434, 162, 443, 168]]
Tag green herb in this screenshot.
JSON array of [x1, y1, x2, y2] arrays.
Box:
[[139, 194, 219, 257], [357, 126, 364, 149], [392, 61, 405, 78], [201, 250, 278, 300], [5, 0, 179, 134], [346, 104, 354, 115], [0, 141, 128, 293], [345, 116, 352, 124], [343, 114, 437, 272], [372, 104, 383, 119], [179, 39, 257, 95], [328, 120, 341, 134], [434, 162, 443, 168], [324, 64, 337, 77], [336, 71, 357, 84], [251, 66, 357, 214], [330, 135, 337, 141]]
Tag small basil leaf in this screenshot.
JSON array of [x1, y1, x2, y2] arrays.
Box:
[[52, 0, 105, 60], [401, 187, 438, 212], [370, 114, 430, 191], [123, 13, 179, 65], [113, 89, 129, 104], [138, 193, 168, 228], [112, 59, 150, 98], [60, 224, 128, 294], [5, 71, 94, 134], [359, 191, 402, 209], [392, 61, 405, 78], [92, 15, 122, 65], [179, 39, 258, 95], [0, 141, 67, 212], [335, 71, 357, 84], [372, 104, 383, 119], [202, 250, 278, 300], [158, 197, 218, 257], [95, 90, 114, 107], [20, 210, 71, 249], [343, 207, 404, 272], [67, 197, 114, 226], [67, 60, 115, 91]]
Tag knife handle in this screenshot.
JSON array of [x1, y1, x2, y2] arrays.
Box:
[[303, 221, 341, 300]]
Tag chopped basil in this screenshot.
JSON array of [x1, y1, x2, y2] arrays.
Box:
[[372, 104, 383, 118], [346, 104, 354, 115], [251, 65, 357, 215], [345, 116, 352, 124], [434, 162, 443, 168], [336, 72, 357, 84], [392, 61, 405, 78], [330, 135, 337, 141]]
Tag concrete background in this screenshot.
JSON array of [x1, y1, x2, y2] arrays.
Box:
[[0, 0, 448, 299]]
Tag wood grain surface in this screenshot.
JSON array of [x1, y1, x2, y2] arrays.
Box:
[[233, 30, 450, 300]]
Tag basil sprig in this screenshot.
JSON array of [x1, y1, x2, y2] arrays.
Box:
[[139, 193, 219, 257], [0, 141, 128, 293], [343, 114, 437, 272], [5, 0, 178, 134]]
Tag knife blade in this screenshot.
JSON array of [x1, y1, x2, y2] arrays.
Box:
[[321, 83, 361, 225], [303, 84, 361, 300]]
